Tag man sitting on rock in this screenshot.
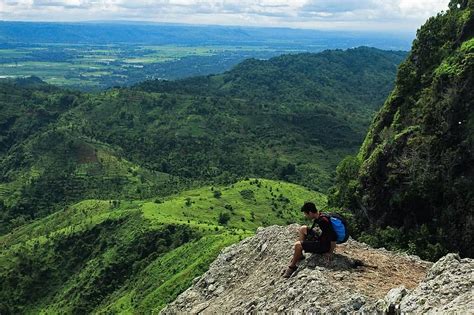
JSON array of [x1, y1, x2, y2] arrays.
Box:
[[283, 202, 337, 278]]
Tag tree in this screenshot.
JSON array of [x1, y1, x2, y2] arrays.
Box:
[[213, 190, 222, 199], [218, 212, 231, 225]]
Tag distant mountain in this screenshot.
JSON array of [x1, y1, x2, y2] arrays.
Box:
[[330, 0, 474, 260], [138, 47, 406, 111], [0, 47, 405, 233], [0, 21, 413, 50]]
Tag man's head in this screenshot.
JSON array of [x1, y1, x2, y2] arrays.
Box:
[[301, 202, 320, 219]]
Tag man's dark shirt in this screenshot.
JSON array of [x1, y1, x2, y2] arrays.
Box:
[[302, 215, 337, 254]]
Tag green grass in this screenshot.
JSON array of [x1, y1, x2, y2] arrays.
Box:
[[460, 37, 474, 52], [0, 178, 325, 313], [142, 178, 326, 230], [97, 233, 243, 314]]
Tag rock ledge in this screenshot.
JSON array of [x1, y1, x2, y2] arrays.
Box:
[[161, 225, 473, 314]]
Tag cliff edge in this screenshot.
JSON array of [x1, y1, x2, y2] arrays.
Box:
[[162, 225, 473, 313]]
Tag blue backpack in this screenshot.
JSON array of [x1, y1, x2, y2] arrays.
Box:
[[324, 213, 349, 244]]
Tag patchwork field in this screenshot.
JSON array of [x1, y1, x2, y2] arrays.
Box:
[[0, 43, 295, 90]]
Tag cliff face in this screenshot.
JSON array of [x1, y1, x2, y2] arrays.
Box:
[[333, 0, 474, 258], [161, 225, 473, 313]]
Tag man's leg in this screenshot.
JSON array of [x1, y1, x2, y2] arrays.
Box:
[[298, 225, 307, 242], [283, 241, 303, 278], [290, 241, 303, 267]]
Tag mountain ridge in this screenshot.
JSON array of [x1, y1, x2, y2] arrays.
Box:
[[0, 47, 404, 233]]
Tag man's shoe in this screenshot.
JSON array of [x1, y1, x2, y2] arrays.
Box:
[[282, 265, 298, 278]]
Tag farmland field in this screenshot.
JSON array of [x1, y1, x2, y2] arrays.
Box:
[[0, 43, 299, 90], [0, 22, 412, 90]]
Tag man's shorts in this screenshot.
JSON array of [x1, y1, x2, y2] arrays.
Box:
[[301, 240, 330, 254]]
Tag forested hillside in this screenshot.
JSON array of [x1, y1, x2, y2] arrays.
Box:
[[0, 47, 405, 233], [330, 0, 474, 260], [0, 179, 325, 313]]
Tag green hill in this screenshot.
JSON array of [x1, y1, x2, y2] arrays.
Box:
[[0, 48, 405, 232], [0, 178, 325, 313], [330, 0, 474, 260]]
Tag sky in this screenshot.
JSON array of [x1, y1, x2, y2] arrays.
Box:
[[0, 0, 450, 32]]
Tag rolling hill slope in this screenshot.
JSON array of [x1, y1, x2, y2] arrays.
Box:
[[0, 178, 326, 313]]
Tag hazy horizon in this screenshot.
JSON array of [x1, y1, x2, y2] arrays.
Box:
[[0, 19, 417, 37]]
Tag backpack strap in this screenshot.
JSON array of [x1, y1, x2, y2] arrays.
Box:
[[304, 219, 318, 241]]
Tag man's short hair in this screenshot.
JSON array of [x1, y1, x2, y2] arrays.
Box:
[[301, 202, 318, 213]]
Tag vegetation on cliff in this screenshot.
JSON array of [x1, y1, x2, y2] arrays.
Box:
[[330, 0, 474, 260]]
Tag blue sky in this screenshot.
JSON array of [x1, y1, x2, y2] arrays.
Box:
[[0, 0, 450, 32]]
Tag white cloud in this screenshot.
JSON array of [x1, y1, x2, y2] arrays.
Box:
[[299, 0, 449, 21], [0, 0, 451, 31]]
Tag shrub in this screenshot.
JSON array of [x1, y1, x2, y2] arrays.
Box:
[[239, 189, 254, 200], [218, 212, 230, 225]]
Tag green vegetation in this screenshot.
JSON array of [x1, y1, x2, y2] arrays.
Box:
[[0, 47, 404, 233], [329, 0, 474, 260], [0, 178, 325, 313], [0, 6, 471, 312], [0, 22, 412, 91], [0, 46, 407, 312]]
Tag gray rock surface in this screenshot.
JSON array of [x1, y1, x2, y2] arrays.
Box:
[[399, 253, 474, 314], [161, 225, 473, 314]]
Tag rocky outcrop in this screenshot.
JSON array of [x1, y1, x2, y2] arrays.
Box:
[[398, 253, 473, 313], [161, 225, 473, 313]]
